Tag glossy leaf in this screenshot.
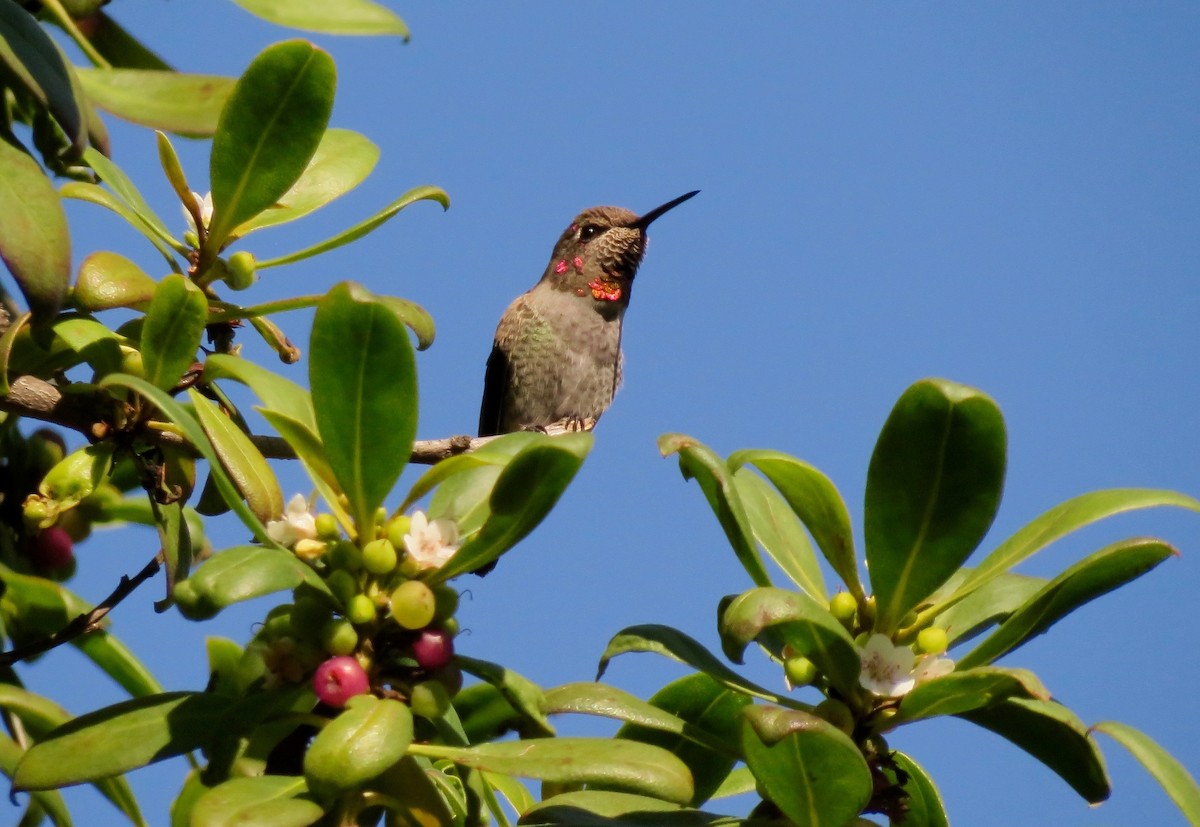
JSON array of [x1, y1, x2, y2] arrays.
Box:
[[957, 538, 1176, 669], [78, 69, 233, 137], [0, 0, 82, 150], [203, 352, 315, 430], [258, 408, 346, 529], [232, 128, 379, 235], [310, 282, 417, 536], [208, 40, 336, 247], [230, 0, 409, 37], [932, 570, 1044, 646], [83, 146, 183, 254], [371, 756, 459, 827], [890, 752, 949, 827], [72, 251, 157, 312], [174, 546, 315, 620], [740, 705, 872, 826], [719, 587, 860, 699], [524, 791, 715, 827], [189, 389, 284, 523], [379, 294, 437, 351], [616, 673, 749, 804], [1093, 721, 1200, 825], [0, 135, 70, 321], [865, 379, 1006, 632], [141, 274, 207, 391], [399, 451, 509, 516], [13, 692, 231, 790], [732, 467, 826, 599], [98, 374, 275, 544], [658, 434, 769, 587], [730, 450, 857, 597], [958, 697, 1110, 803], [891, 667, 1048, 727], [304, 695, 413, 795], [458, 655, 554, 737], [598, 624, 786, 705], [191, 776, 321, 827], [433, 434, 591, 580], [414, 738, 694, 805], [255, 185, 450, 268], [958, 488, 1200, 600]]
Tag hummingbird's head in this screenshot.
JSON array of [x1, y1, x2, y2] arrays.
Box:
[[541, 191, 699, 305]]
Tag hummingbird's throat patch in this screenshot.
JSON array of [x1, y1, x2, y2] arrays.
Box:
[[588, 277, 622, 302]]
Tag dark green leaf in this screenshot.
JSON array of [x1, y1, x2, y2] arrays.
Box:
[[957, 538, 1176, 669], [0, 1, 82, 151], [0, 136, 70, 322], [304, 695, 413, 795], [1093, 720, 1200, 824], [230, 0, 409, 37], [891, 667, 1048, 727], [523, 791, 720, 827], [189, 389, 284, 523], [719, 587, 860, 699], [191, 776, 321, 827], [83, 12, 171, 71], [890, 752, 949, 827], [732, 468, 826, 599], [208, 41, 335, 247], [78, 69, 233, 137], [658, 434, 769, 587], [740, 705, 872, 826], [141, 274, 207, 391], [151, 498, 192, 609], [433, 434, 591, 581], [13, 692, 232, 790], [310, 281, 417, 536], [958, 697, 1110, 803], [729, 450, 857, 598], [175, 546, 314, 620], [865, 379, 1006, 632], [458, 655, 553, 737]]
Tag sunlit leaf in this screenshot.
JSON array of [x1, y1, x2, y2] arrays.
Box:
[[191, 776, 321, 827], [524, 791, 716, 827], [72, 251, 157, 313], [890, 752, 949, 827], [60, 181, 178, 264], [189, 389, 284, 523], [83, 146, 183, 254], [458, 655, 553, 737], [732, 467, 826, 599], [78, 69, 233, 136], [0, 136, 70, 322], [932, 570, 1044, 647], [0, 0, 82, 150], [140, 274, 207, 391], [891, 667, 1048, 727], [1093, 721, 1200, 825], [230, 0, 409, 37], [0, 733, 73, 827], [304, 695, 413, 796], [175, 546, 315, 621], [202, 352, 315, 430]]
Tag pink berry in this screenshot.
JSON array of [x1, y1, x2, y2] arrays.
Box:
[[412, 627, 455, 670], [312, 656, 369, 708], [33, 526, 74, 571]]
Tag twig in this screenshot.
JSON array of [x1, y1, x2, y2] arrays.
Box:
[[0, 554, 162, 667]]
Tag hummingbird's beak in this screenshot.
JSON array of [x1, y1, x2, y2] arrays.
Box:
[[630, 190, 700, 230]]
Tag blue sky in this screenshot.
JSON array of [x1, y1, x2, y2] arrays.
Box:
[[16, 3, 1200, 825]]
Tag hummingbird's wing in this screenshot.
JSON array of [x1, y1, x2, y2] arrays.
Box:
[[478, 341, 511, 437]]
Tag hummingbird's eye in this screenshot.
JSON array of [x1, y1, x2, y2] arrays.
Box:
[[578, 224, 602, 241]]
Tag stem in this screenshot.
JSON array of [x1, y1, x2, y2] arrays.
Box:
[[39, 0, 111, 68], [208, 295, 324, 322]]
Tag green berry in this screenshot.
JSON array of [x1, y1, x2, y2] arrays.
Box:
[[315, 513, 340, 542], [829, 592, 858, 622], [784, 655, 819, 688], [321, 618, 358, 657], [916, 627, 949, 655], [432, 585, 460, 622], [390, 580, 436, 630], [326, 570, 358, 608], [386, 515, 411, 550], [814, 698, 855, 736], [362, 538, 398, 575], [409, 680, 452, 720], [327, 540, 363, 573], [225, 251, 257, 291], [289, 597, 332, 643], [347, 593, 377, 625]]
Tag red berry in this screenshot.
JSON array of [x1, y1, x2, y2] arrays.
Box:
[[412, 627, 455, 670], [33, 526, 74, 571], [312, 656, 369, 708]]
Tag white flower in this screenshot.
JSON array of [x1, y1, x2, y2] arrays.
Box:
[[403, 511, 460, 570], [858, 633, 955, 697], [267, 494, 317, 548], [182, 191, 214, 234]]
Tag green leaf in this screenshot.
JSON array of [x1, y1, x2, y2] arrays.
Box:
[[1093, 721, 1200, 825], [304, 695, 413, 796], [958, 697, 1110, 804], [72, 251, 157, 313], [83, 12, 171, 71], [232, 128, 379, 235], [740, 705, 872, 826], [310, 281, 417, 536], [255, 185, 450, 269], [732, 467, 826, 599], [399, 452, 509, 516], [457, 655, 554, 737], [191, 776, 321, 827], [891, 667, 1048, 727], [13, 692, 231, 790], [433, 434, 591, 580], [230, 0, 409, 37], [524, 791, 717, 827], [188, 389, 284, 523], [208, 40, 336, 248], [378, 294, 436, 351], [932, 570, 1045, 646], [0, 0, 82, 150], [616, 673, 750, 805], [151, 498, 192, 609], [658, 434, 769, 588], [174, 546, 314, 620], [414, 738, 694, 805], [729, 450, 857, 598], [78, 69, 233, 137], [0, 135, 70, 322], [0, 733, 74, 827], [718, 587, 860, 699], [98, 373, 275, 545], [258, 409, 344, 524], [202, 352, 315, 430], [60, 181, 178, 264], [890, 752, 949, 827], [140, 274, 207, 391], [73, 633, 164, 698], [957, 538, 1176, 669], [597, 624, 786, 705], [958, 488, 1200, 601], [83, 146, 184, 255], [865, 379, 1007, 632]]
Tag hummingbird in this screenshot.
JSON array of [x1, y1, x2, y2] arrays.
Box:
[[478, 190, 699, 437]]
